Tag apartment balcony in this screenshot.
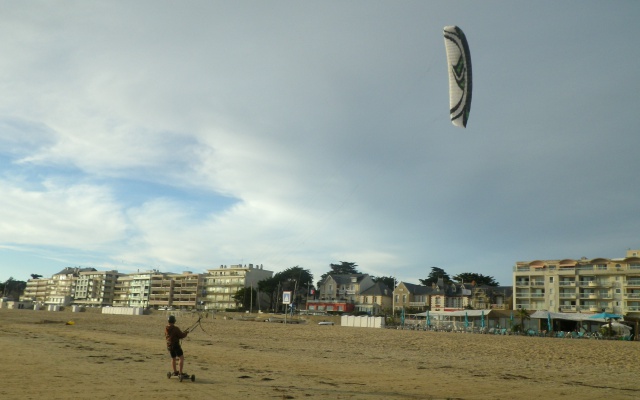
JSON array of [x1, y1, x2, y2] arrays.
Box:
[[515, 281, 530, 287], [559, 305, 577, 312], [149, 296, 171, 302], [530, 281, 545, 287], [625, 293, 640, 299], [557, 268, 576, 275], [558, 281, 576, 287], [213, 281, 244, 287], [175, 288, 197, 294], [174, 283, 198, 290], [173, 295, 197, 301], [626, 279, 640, 287], [408, 301, 427, 307], [559, 293, 576, 299]]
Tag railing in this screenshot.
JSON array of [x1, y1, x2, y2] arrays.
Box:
[[559, 305, 576, 312], [559, 281, 576, 286], [559, 293, 576, 299], [531, 281, 545, 286]]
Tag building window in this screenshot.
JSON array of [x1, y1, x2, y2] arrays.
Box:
[[549, 277, 554, 283]]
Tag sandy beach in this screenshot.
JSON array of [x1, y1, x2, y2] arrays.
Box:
[[2, 308, 639, 400]]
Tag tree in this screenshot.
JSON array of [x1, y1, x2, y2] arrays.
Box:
[[1, 277, 26, 299], [232, 287, 257, 310], [452, 273, 499, 286], [372, 276, 396, 290], [318, 261, 360, 285], [419, 267, 451, 287], [258, 266, 314, 312], [30, 274, 43, 279]]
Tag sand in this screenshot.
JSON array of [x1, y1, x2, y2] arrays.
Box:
[[1, 308, 639, 400]]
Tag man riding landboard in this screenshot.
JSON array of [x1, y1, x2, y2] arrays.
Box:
[[165, 315, 189, 377]]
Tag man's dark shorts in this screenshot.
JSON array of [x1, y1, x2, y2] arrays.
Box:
[[168, 344, 184, 358]]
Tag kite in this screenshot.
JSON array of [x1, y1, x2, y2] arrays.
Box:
[[443, 26, 472, 128]]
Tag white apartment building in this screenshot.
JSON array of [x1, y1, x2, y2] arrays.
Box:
[[73, 270, 122, 307], [202, 264, 273, 311], [113, 272, 153, 308], [513, 249, 640, 317]]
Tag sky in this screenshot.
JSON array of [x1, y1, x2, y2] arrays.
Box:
[[1, 1, 639, 288]]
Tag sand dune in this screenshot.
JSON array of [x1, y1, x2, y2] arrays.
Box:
[[2, 309, 638, 400]]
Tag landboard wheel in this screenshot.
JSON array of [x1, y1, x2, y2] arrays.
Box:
[[167, 372, 172, 379], [191, 375, 195, 382]]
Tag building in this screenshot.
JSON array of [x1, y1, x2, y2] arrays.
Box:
[[73, 270, 122, 307], [21, 278, 48, 304], [149, 272, 175, 309], [22, 267, 97, 306], [428, 278, 471, 311], [393, 282, 430, 313], [393, 280, 512, 314], [469, 285, 513, 310], [171, 271, 204, 310], [357, 281, 392, 315], [308, 274, 375, 313], [202, 264, 273, 311], [113, 271, 153, 308], [513, 249, 640, 317]]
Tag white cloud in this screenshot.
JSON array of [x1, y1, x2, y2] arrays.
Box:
[[0, 178, 127, 247]]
